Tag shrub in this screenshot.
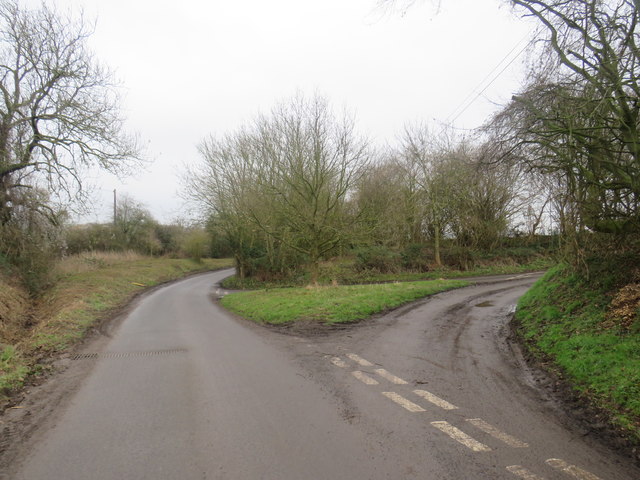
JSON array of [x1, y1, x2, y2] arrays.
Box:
[[0, 207, 65, 293], [444, 246, 475, 271], [354, 246, 401, 273], [401, 243, 431, 272], [65, 223, 118, 254], [154, 224, 183, 256], [181, 229, 210, 262]]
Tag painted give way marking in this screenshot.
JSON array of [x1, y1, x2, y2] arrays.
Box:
[[431, 421, 491, 452], [329, 353, 606, 480]]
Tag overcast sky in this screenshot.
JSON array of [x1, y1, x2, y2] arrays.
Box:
[[47, 0, 536, 223]]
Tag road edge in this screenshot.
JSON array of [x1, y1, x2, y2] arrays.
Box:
[[0, 268, 235, 475], [507, 312, 640, 466]]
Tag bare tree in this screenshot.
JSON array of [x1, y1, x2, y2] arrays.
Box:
[[356, 154, 422, 248], [449, 149, 523, 251], [255, 96, 370, 283], [188, 128, 263, 279], [113, 195, 159, 253], [0, 1, 139, 225], [493, 0, 640, 234], [189, 95, 370, 284], [397, 123, 456, 265]]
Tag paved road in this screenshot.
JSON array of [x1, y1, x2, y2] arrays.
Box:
[[7, 270, 639, 479]]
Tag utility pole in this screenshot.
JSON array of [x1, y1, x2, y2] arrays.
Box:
[[113, 189, 117, 225]]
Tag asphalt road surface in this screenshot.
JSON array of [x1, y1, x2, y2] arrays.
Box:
[[6, 269, 639, 479]]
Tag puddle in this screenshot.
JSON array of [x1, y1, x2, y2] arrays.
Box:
[[475, 301, 494, 308]]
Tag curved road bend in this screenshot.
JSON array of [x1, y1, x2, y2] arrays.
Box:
[[9, 270, 640, 479]]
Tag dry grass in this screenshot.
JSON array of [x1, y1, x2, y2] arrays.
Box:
[[54, 251, 145, 276], [604, 283, 640, 332], [0, 275, 30, 346]]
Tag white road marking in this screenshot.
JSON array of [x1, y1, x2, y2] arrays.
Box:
[[346, 353, 373, 367], [375, 368, 408, 385], [430, 421, 492, 452], [413, 389, 458, 410], [466, 418, 529, 448], [331, 357, 347, 368], [382, 392, 426, 412], [352, 371, 379, 385], [546, 459, 602, 480], [506, 465, 546, 479]]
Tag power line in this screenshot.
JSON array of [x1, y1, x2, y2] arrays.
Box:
[[446, 34, 534, 124]]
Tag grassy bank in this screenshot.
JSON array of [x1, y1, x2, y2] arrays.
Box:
[[221, 279, 469, 325], [515, 259, 640, 441], [0, 253, 233, 401]]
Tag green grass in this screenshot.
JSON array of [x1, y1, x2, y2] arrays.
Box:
[[221, 279, 469, 325], [515, 260, 640, 439], [0, 346, 28, 393], [0, 255, 233, 401]]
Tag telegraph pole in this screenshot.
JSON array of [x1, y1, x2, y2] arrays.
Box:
[[113, 189, 117, 225]]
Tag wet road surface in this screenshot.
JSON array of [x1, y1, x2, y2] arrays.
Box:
[[6, 270, 639, 479]]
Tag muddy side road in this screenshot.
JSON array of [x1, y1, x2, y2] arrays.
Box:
[[2, 270, 638, 479]]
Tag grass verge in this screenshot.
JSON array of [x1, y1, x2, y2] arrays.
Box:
[[0, 346, 29, 394], [220, 279, 469, 325], [1, 255, 233, 402], [515, 259, 640, 442]]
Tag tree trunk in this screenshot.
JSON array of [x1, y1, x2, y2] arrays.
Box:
[[434, 226, 442, 267], [309, 259, 320, 286]]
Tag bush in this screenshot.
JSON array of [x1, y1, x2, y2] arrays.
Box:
[[66, 222, 190, 258], [154, 224, 183, 256], [401, 243, 431, 272], [181, 229, 210, 261], [0, 207, 65, 293], [354, 246, 401, 273], [444, 246, 475, 271], [65, 223, 118, 254]]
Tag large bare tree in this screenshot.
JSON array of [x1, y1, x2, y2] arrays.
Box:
[[257, 96, 369, 282], [0, 1, 139, 225], [190, 95, 370, 283], [490, 0, 640, 234], [396, 124, 458, 265], [356, 153, 424, 249]]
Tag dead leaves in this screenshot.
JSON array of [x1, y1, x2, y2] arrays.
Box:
[[603, 283, 640, 332]]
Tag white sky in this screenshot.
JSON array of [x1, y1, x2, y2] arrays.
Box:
[[46, 0, 536, 223]]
